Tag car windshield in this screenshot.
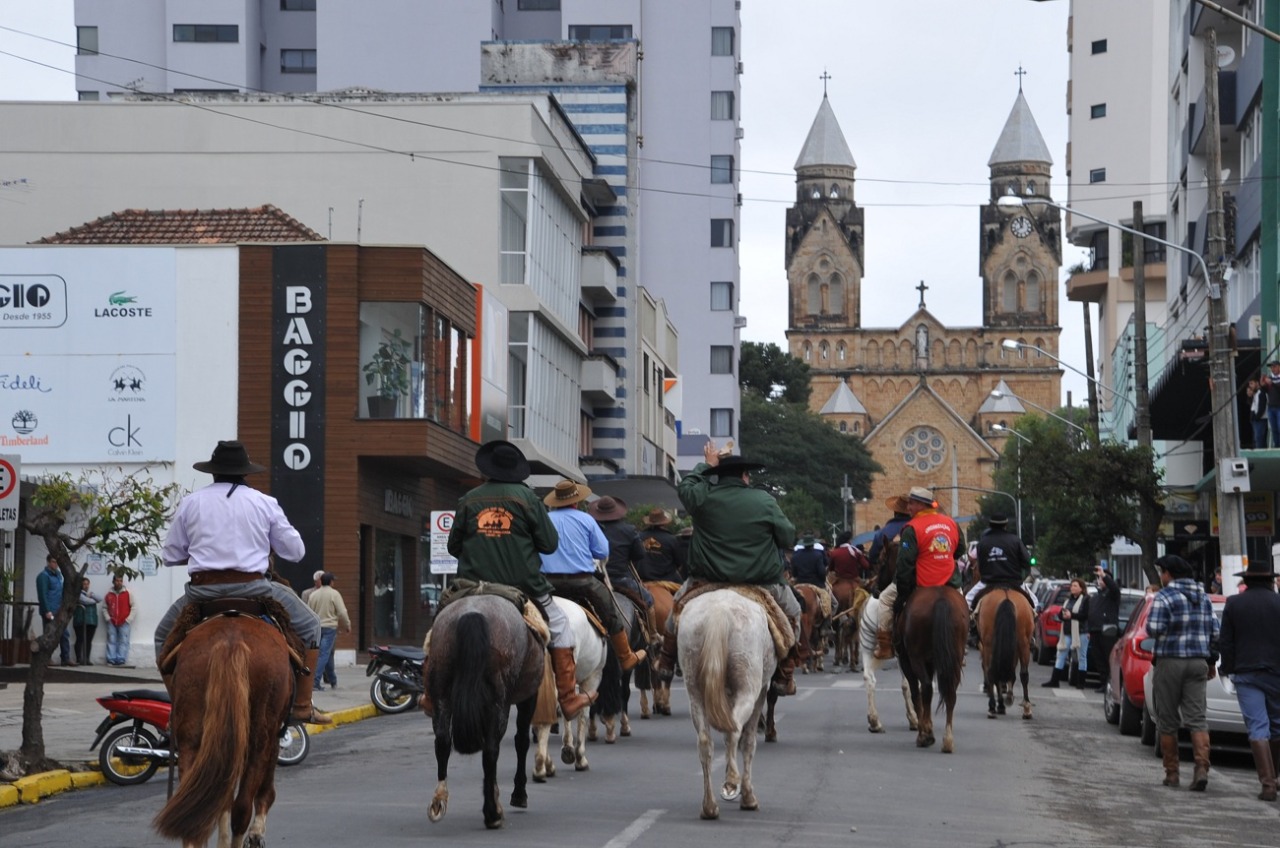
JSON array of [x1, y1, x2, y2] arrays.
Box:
[[1118, 593, 1143, 626]]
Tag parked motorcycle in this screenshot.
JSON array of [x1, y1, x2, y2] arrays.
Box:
[[365, 644, 425, 714], [91, 687, 309, 785]]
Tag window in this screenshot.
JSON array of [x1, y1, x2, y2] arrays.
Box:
[[281, 0, 316, 9], [711, 27, 735, 56], [1143, 222, 1167, 263], [77, 26, 98, 55], [710, 408, 734, 438], [710, 346, 734, 374], [1089, 168, 1107, 183], [710, 281, 733, 311], [1090, 103, 1106, 119], [1001, 272, 1018, 312], [173, 25, 239, 43], [711, 91, 735, 120], [1025, 272, 1041, 311], [710, 218, 734, 247], [839, 421, 847, 433], [78, 91, 100, 101], [1091, 39, 1107, 54], [281, 49, 317, 73], [1090, 229, 1110, 267], [710, 155, 734, 184], [568, 25, 632, 40], [519, 0, 560, 9]]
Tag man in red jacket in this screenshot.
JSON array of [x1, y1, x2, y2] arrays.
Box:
[[103, 574, 136, 667]]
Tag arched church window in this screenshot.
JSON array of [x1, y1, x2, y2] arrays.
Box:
[[915, 325, 929, 362], [802, 342, 812, 361], [837, 341, 847, 361], [1017, 338, 1027, 359], [1026, 271, 1041, 311], [839, 420, 847, 433], [820, 341, 830, 360], [807, 273, 822, 314], [901, 425, 947, 473], [853, 421, 861, 434], [811, 186, 822, 200], [1002, 271, 1018, 312], [829, 273, 844, 314], [829, 184, 840, 199]]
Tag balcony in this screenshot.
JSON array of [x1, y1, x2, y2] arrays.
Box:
[[581, 246, 619, 304], [581, 353, 619, 404], [1065, 266, 1108, 303], [1189, 71, 1237, 155]]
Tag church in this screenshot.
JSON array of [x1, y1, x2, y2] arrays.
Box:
[[784, 89, 1063, 534]]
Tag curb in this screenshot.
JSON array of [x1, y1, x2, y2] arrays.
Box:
[[0, 702, 382, 808]]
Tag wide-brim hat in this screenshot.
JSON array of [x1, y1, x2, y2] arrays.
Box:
[[715, 455, 767, 475], [884, 494, 910, 514], [587, 495, 628, 521], [799, 534, 817, 547], [644, 507, 672, 527], [1235, 563, 1279, 579], [544, 479, 592, 508], [475, 440, 531, 483], [907, 486, 936, 506], [988, 514, 1010, 527], [193, 440, 266, 475]]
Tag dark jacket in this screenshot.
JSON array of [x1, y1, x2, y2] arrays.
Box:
[[637, 527, 685, 582], [975, 527, 1030, 586], [869, 514, 909, 566], [1086, 573, 1121, 633], [677, 463, 794, 585], [1219, 587, 1280, 677], [790, 545, 828, 586], [448, 480, 558, 597], [597, 519, 646, 586]]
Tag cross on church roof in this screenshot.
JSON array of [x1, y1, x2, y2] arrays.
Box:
[[916, 280, 928, 309], [820, 68, 832, 97], [1014, 65, 1027, 92]]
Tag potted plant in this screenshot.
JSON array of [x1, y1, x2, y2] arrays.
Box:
[[363, 329, 412, 418]]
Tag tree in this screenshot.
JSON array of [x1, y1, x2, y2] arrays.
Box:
[[6, 468, 180, 774], [739, 341, 812, 404]]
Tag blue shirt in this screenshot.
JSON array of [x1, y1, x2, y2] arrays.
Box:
[[540, 508, 608, 574], [1147, 578, 1219, 660]]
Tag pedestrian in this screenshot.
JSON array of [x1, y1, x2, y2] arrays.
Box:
[[587, 495, 655, 609], [301, 569, 324, 603], [966, 514, 1035, 614], [436, 441, 593, 720], [540, 480, 646, 671], [36, 554, 73, 666], [1218, 561, 1280, 802], [655, 440, 801, 696], [1247, 375, 1269, 449], [1208, 567, 1223, 595], [1043, 578, 1090, 688], [1148, 554, 1219, 791], [1262, 360, 1280, 447], [1087, 564, 1121, 693], [307, 572, 351, 690], [103, 574, 136, 666], [73, 577, 102, 665], [789, 532, 828, 587], [636, 507, 686, 583], [154, 440, 331, 725]]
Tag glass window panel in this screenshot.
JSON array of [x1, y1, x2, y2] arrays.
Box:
[[281, 49, 316, 73], [711, 27, 735, 56], [710, 345, 734, 374], [710, 155, 733, 183], [710, 218, 734, 247], [711, 91, 735, 120], [710, 408, 733, 437], [711, 281, 733, 311], [77, 26, 98, 55]]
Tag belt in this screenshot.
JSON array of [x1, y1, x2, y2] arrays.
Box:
[[189, 570, 265, 586]]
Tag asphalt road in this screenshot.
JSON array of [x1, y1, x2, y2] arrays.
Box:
[[4, 651, 1278, 847]]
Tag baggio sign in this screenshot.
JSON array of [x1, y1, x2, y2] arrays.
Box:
[[270, 246, 327, 589]]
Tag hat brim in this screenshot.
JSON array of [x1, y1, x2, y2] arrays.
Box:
[[588, 499, 628, 521], [193, 459, 266, 475], [1235, 568, 1279, 578], [475, 440, 532, 483], [544, 488, 592, 507], [884, 495, 910, 513], [714, 457, 766, 474], [644, 514, 671, 526]]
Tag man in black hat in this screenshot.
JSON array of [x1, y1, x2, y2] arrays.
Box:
[[656, 440, 801, 694], [789, 533, 828, 587], [442, 440, 592, 720], [966, 514, 1035, 615], [637, 508, 686, 583], [155, 440, 331, 724], [1219, 561, 1280, 801]]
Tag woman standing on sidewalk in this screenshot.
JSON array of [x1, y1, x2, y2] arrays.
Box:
[[73, 577, 102, 666]]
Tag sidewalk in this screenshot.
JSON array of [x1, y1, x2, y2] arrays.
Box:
[[0, 660, 381, 807]]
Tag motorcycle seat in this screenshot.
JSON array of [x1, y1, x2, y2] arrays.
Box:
[[380, 645, 425, 662], [111, 688, 171, 703]]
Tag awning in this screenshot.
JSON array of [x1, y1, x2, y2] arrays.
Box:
[[1194, 448, 1280, 493], [1144, 342, 1258, 442]]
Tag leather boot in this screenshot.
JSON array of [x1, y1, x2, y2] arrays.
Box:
[[549, 647, 594, 720], [610, 630, 647, 672], [1041, 667, 1063, 688], [1250, 739, 1277, 801], [873, 625, 894, 661], [292, 647, 334, 725], [770, 648, 798, 696], [1189, 730, 1211, 791], [654, 630, 679, 682], [1160, 734, 1181, 787], [1068, 664, 1085, 688]]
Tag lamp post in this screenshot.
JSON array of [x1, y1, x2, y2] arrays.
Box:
[[989, 389, 1089, 439], [1000, 339, 1135, 411], [989, 423, 1028, 540]]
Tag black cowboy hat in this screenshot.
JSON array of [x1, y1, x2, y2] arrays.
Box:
[[587, 495, 629, 522], [715, 455, 766, 475], [1234, 562, 1279, 579], [475, 440, 531, 483], [988, 514, 1010, 526], [193, 440, 266, 476]]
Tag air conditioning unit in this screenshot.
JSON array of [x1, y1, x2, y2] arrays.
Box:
[[734, 126, 744, 139], [733, 315, 748, 328], [735, 192, 742, 207], [737, 61, 744, 75]]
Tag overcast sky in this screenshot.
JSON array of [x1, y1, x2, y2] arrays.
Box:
[[0, 0, 1092, 403]]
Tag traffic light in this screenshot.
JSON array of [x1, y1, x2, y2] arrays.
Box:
[[1028, 547, 1037, 568]]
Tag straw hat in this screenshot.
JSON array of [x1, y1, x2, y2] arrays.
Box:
[[884, 494, 910, 514], [543, 479, 592, 508], [907, 486, 936, 506]]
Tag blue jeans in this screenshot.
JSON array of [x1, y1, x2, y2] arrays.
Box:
[[1268, 406, 1280, 447], [106, 621, 130, 665], [1253, 419, 1270, 450], [1232, 671, 1280, 741], [1054, 632, 1088, 671], [316, 627, 337, 688]]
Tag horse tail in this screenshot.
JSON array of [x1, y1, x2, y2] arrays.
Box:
[[696, 609, 738, 733], [596, 635, 624, 716], [450, 612, 495, 754], [154, 641, 249, 844], [931, 594, 964, 699], [990, 597, 1017, 684]]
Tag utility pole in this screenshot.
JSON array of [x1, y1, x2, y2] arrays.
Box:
[[1204, 28, 1248, 572], [1133, 201, 1157, 579], [1081, 303, 1100, 440]]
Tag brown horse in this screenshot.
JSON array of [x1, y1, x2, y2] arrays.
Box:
[[897, 584, 968, 753], [427, 594, 544, 830], [794, 583, 831, 673], [639, 581, 677, 717], [153, 615, 293, 848], [829, 577, 869, 672], [975, 588, 1035, 720]]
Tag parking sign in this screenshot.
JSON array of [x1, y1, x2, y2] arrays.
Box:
[[0, 454, 19, 531]]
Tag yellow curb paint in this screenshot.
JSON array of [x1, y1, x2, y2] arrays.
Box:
[[70, 771, 107, 789], [15, 769, 72, 803], [0, 784, 19, 808], [306, 703, 379, 734]]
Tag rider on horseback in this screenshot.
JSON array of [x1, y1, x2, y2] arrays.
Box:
[[154, 440, 332, 725], [874, 486, 964, 660], [655, 440, 803, 696], [965, 515, 1037, 616]]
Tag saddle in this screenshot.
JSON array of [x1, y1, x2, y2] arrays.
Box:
[[434, 578, 550, 645], [158, 596, 306, 675], [672, 581, 796, 661], [548, 588, 610, 638]]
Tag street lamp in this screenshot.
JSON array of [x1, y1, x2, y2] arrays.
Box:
[[950, 484, 1022, 541], [987, 424, 1027, 539], [991, 422, 1031, 443], [989, 389, 1089, 437], [1000, 338, 1135, 411]]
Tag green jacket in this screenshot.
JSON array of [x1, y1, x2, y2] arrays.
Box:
[[447, 481, 558, 598], [677, 463, 794, 585]]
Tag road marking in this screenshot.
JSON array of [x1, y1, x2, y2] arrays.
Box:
[[1053, 688, 1087, 700], [602, 809, 664, 848], [796, 688, 816, 702]]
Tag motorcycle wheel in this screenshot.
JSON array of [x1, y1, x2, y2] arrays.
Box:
[[277, 722, 310, 767], [370, 674, 418, 714], [99, 726, 163, 786]]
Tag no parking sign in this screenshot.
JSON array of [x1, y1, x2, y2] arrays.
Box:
[[0, 454, 19, 530], [429, 510, 458, 575]]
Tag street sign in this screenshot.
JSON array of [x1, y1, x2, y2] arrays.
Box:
[[429, 510, 458, 575], [0, 454, 19, 531]]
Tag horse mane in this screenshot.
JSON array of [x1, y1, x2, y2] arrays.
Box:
[[450, 612, 497, 754]]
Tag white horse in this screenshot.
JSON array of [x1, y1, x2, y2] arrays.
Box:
[[679, 590, 774, 821], [532, 596, 609, 780], [858, 597, 920, 734]]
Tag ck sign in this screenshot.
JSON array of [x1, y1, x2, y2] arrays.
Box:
[[0, 454, 19, 531]]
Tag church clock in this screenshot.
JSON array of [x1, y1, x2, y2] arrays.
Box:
[[1010, 216, 1033, 238]]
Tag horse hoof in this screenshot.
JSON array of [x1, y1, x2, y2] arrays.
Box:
[[701, 807, 720, 820], [721, 784, 741, 802], [560, 747, 575, 765], [988, 711, 997, 719], [485, 817, 504, 830], [1023, 713, 1034, 721], [605, 736, 616, 744], [740, 797, 759, 812], [510, 791, 527, 809], [641, 713, 650, 720], [588, 729, 598, 742], [245, 837, 265, 848], [868, 724, 885, 734], [621, 727, 631, 737], [765, 730, 777, 743], [533, 774, 546, 784], [575, 762, 589, 772], [428, 800, 446, 823]]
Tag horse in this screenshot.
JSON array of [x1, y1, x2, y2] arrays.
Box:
[[531, 596, 614, 780], [793, 583, 832, 674], [152, 615, 293, 848], [897, 584, 969, 753], [426, 594, 545, 830], [829, 577, 868, 672], [975, 588, 1035, 720], [679, 589, 775, 820], [857, 595, 919, 734], [638, 581, 678, 717], [590, 591, 649, 743]]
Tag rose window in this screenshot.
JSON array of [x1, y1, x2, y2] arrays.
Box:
[[901, 426, 946, 473]]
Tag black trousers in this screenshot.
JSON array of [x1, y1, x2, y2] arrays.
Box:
[[1089, 629, 1118, 684]]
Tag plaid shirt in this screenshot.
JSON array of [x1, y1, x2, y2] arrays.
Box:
[[1147, 578, 1219, 660]]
